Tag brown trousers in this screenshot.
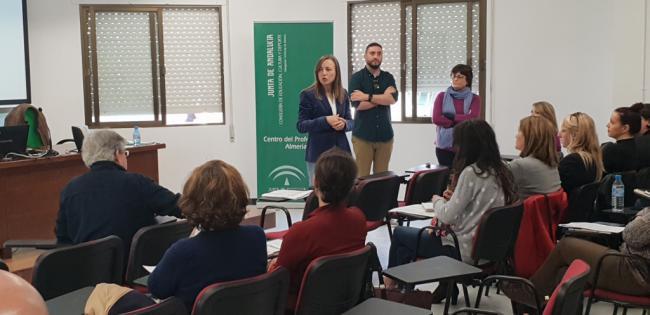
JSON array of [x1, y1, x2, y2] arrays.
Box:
[[352, 136, 393, 177], [530, 237, 650, 297]]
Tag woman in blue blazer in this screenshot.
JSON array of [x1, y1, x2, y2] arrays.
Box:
[[297, 55, 353, 184]]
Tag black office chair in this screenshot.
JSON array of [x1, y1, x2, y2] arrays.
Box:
[[349, 172, 401, 238], [402, 167, 450, 206], [191, 267, 290, 315], [565, 182, 599, 222], [294, 245, 372, 315], [32, 235, 124, 300], [124, 220, 193, 286], [456, 259, 590, 315], [121, 297, 188, 315]]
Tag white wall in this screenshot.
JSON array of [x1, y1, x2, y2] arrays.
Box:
[[26, 0, 649, 195]]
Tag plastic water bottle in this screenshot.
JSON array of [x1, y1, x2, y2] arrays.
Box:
[[133, 126, 141, 146], [611, 175, 624, 212]]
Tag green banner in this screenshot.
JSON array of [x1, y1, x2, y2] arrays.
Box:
[[254, 22, 333, 194]]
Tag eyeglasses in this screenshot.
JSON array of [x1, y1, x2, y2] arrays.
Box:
[[451, 74, 466, 80]]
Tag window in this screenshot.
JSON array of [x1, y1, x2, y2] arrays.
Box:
[[348, 0, 485, 123], [80, 5, 225, 128]]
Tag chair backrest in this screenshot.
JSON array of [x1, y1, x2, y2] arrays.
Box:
[[513, 191, 567, 278], [350, 172, 401, 221], [566, 182, 599, 222], [32, 235, 123, 300], [543, 259, 590, 315], [294, 245, 372, 315], [471, 201, 524, 265], [122, 297, 188, 315], [191, 267, 290, 315], [403, 167, 450, 205], [124, 220, 193, 284], [597, 171, 637, 210], [636, 167, 650, 190], [301, 191, 320, 220], [0, 259, 8, 271]]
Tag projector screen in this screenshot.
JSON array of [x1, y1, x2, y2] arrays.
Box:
[[0, 0, 30, 105]]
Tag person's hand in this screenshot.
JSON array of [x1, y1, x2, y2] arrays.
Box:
[[431, 195, 446, 203], [326, 115, 341, 128], [350, 90, 368, 102], [332, 118, 346, 131], [428, 217, 438, 235], [442, 189, 453, 200], [442, 112, 455, 121]]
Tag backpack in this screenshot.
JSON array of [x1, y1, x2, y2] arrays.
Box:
[[4, 103, 52, 151]]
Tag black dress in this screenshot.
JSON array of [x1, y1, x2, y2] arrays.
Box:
[[558, 153, 598, 196]]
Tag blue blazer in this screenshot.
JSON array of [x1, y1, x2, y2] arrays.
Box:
[[296, 88, 353, 162]]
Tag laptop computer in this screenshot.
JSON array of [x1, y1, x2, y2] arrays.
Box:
[[0, 125, 29, 157]]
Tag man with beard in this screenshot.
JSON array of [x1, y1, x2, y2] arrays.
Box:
[[349, 42, 399, 176]]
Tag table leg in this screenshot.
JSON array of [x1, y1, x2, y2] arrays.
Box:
[[443, 280, 454, 315]]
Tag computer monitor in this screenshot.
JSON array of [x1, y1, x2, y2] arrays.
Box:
[[0, 125, 28, 157]]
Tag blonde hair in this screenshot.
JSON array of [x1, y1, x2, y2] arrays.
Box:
[[532, 101, 558, 132], [519, 116, 559, 167], [561, 113, 604, 181]]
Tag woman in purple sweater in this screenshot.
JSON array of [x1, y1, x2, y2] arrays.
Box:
[[432, 64, 481, 168]]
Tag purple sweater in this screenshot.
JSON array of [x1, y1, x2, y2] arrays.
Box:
[[432, 92, 481, 150]]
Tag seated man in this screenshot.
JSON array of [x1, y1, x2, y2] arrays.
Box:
[[55, 130, 181, 251]]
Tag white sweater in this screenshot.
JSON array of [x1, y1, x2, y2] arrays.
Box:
[[432, 164, 507, 262]]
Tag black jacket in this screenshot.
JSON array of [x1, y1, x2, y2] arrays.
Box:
[[55, 161, 181, 249]]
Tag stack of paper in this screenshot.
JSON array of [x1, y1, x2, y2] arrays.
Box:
[[388, 203, 435, 218], [559, 222, 625, 234], [143, 265, 156, 273], [634, 189, 650, 200], [261, 189, 312, 200], [267, 239, 283, 256]]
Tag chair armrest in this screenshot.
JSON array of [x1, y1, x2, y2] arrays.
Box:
[[260, 206, 292, 229], [590, 251, 648, 298], [2, 239, 60, 259], [481, 275, 543, 311], [415, 225, 460, 262]]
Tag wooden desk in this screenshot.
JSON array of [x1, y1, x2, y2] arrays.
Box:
[[0, 143, 165, 253]]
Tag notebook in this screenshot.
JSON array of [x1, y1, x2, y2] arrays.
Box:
[[0, 125, 29, 158]]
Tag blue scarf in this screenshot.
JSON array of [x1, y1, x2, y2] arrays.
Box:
[[437, 87, 473, 149]]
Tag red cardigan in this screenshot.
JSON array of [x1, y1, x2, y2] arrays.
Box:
[[513, 190, 568, 278], [272, 204, 367, 298]]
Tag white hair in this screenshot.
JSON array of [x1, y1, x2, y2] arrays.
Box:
[[81, 130, 126, 167]]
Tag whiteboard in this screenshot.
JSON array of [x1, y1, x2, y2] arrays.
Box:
[[0, 0, 30, 105]]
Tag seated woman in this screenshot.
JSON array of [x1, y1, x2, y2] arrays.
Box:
[[530, 207, 650, 298], [631, 103, 650, 169], [385, 120, 517, 303], [509, 116, 561, 200], [558, 112, 603, 198], [602, 107, 641, 173], [148, 160, 267, 310], [269, 148, 367, 307], [531, 101, 562, 155]]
